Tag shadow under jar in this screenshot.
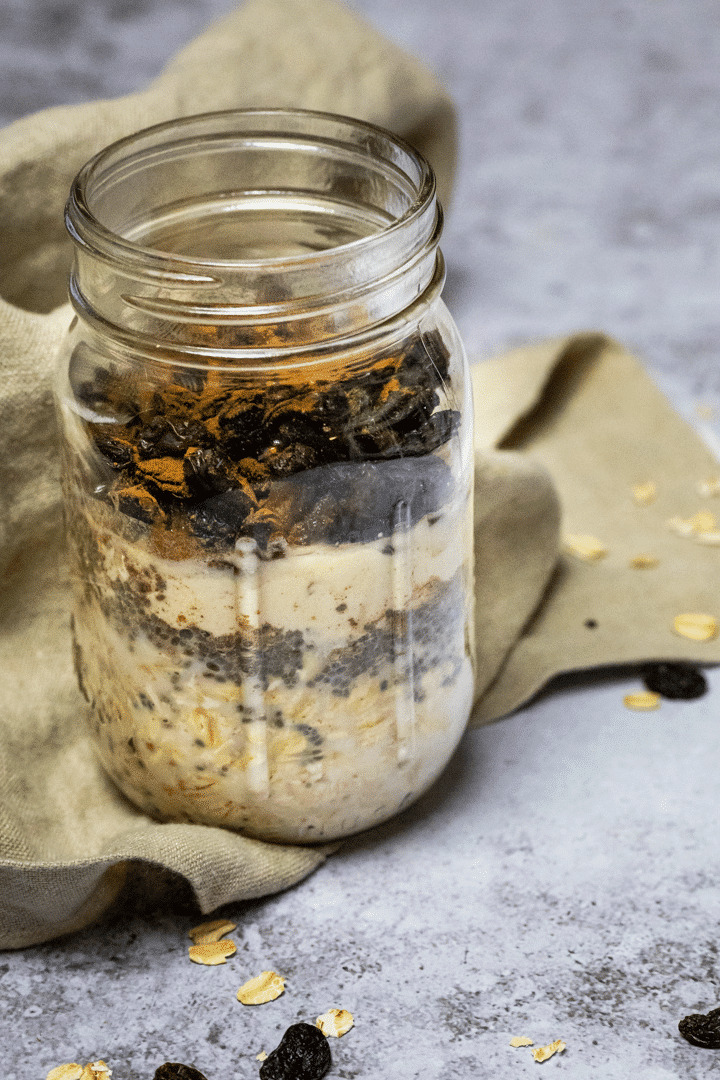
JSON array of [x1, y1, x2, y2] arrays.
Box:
[[56, 109, 475, 843]]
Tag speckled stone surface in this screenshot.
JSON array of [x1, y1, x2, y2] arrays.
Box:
[[2, 1, 720, 1077]]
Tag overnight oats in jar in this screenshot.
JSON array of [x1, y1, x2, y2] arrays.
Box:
[[56, 109, 475, 842]]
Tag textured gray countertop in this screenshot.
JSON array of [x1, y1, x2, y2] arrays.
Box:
[[2, 2, 720, 1078]]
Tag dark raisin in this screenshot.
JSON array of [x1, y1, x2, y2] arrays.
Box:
[[155, 429, 187, 455], [318, 387, 352, 423], [264, 443, 319, 477], [393, 409, 459, 457], [259, 1023, 331, 1080], [159, 419, 209, 456], [217, 397, 264, 437], [94, 435, 133, 469], [642, 661, 708, 700], [116, 485, 162, 526], [678, 1006, 720, 1048], [137, 416, 170, 457], [189, 488, 256, 545], [184, 448, 236, 497], [417, 327, 452, 381], [153, 1064, 209, 1080]]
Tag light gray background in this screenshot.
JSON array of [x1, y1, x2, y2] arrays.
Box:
[[1, 2, 720, 1078]]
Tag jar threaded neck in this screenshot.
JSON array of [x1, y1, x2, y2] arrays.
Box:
[[66, 108, 442, 354]]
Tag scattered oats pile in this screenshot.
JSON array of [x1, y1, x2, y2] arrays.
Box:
[[46, 919, 356, 1080], [47, 1065, 112, 1080], [509, 1035, 567, 1063]]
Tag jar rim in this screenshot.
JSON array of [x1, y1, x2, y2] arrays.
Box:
[[66, 107, 437, 273], [69, 247, 447, 373]]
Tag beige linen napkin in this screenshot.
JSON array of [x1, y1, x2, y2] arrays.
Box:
[[0, 2, 717, 951], [472, 332, 720, 721]]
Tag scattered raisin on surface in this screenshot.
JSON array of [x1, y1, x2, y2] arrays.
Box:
[[259, 1022, 331, 1080], [642, 661, 708, 700], [153, 1065, 209, 1080], [678, 1007, 720, 1048]]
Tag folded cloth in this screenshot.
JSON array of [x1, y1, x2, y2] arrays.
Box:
[[0, 1, 717, 950], [472, 332, 720, 722]]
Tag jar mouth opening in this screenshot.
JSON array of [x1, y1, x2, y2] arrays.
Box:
[[72, 248, 448, 373], [66, 107, 437, 274]]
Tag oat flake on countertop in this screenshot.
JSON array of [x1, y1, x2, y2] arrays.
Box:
[[509, 1036, 534, 1047], [532, 1040, 566, 1062], [563, 534, 608, 561], [623, 691, 661, 711], [46, 1068, 83, 1080], [188, 940, 237, 965], [188, 919, 237, 944], [236, 970, 286, 1004], [256, 1051, 268, 1061], [79, 1065, 112, 1080], [316, 1009, 354, 1037], [673, 613, 719, 642]]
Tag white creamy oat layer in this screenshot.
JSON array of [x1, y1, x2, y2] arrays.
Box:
[[74, 498, 474, 841], [97, 502, 466, 638]]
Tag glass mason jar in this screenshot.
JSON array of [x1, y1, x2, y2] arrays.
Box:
[[56, 109, 475, 843]]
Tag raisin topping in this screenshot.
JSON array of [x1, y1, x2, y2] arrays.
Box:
[[678, 1006, 720, 1048], [259, 1023, 331, 1080], [642, 661, 708, 700], [76, 326, 457, 551]]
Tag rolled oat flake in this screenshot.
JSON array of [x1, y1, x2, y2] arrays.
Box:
[[623, 691, 660, 711], [188, 939, 237, 965], [188, 918, 237, 944], [673, 613, 719, 641]]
